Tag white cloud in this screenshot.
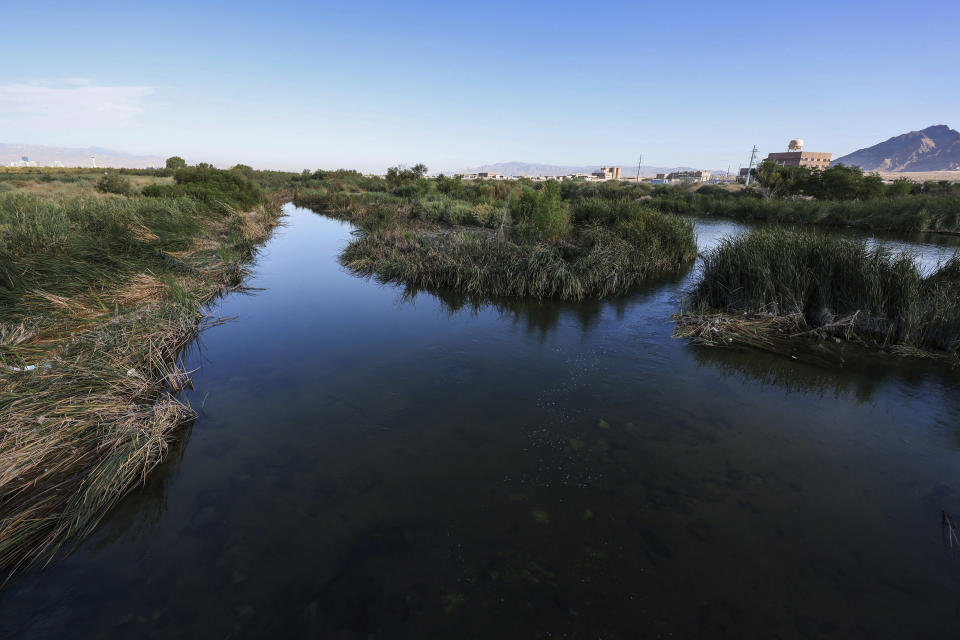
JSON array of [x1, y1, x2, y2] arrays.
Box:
[[0, 82, 155, 128]]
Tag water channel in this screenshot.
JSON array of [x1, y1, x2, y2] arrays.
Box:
[[2, 204, 959, 638]]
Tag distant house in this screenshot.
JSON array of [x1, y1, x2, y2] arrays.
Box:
[[476, 172, 503, 180], [653, 170, 711, 184], [591, 166, 622, 181]]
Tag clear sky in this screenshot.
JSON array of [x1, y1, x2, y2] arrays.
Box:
[[3, 0, 958, 172]]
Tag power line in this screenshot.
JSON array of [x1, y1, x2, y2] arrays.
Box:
[[744, 145, 758, 186]]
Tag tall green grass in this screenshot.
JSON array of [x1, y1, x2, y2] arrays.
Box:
[[0, 170, 280, 579], [688, 229, 960, 355], [294, 173, 697, 301], [342, 208, 696, 301]]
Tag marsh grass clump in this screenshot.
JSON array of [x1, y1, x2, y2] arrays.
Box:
[[294, 171, 697, 301], [0, 171, 281, 579], [341, 207, 696, 301], [678, 228, 960, 358]]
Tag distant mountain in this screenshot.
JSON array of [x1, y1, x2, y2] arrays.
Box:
[[463, 161, 712, 178], [832, 125, 960, 171], [0, 143, 165, 168]]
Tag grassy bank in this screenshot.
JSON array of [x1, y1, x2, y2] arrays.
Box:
[[0, 168, 282, 578], [676, 229, 960, 360], [651, 190, 960, 234], [293, 169, 696, 301]]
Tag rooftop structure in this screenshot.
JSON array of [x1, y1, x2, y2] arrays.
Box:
[[765, 140, 831, 170], [591, 167, 621, 181], [654, 170, 712, 184]]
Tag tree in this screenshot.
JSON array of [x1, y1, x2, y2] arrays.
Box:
[[752, 161, 811, 199], [385, 164, 429, 196], [165, 156, 187, 170], [230, 164, 255, 178]]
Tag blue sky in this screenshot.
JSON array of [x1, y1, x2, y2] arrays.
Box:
[[3, 1, 958, 172]]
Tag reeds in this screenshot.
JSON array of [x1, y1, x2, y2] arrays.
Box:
[[652, 192, 960, 233], [341, 210, 696, 301], [294, 175, 697, 301], [678, 228, 960, 358], [0, 180, 282, 580]]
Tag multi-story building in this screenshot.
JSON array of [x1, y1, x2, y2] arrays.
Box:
[[654, 170, 712, 184], [8, 156, 38, 168], [764, 140, 831, 169], [591, 166, 622, 181]]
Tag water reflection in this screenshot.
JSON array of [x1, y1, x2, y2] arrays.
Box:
[[396, 267, 687, 341]]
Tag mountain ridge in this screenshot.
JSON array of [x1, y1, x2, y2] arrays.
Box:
[[0, 143, 166, 168], [832, 125, 960, 171]]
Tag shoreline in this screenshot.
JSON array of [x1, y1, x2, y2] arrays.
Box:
[[0, 192, 286, 581]]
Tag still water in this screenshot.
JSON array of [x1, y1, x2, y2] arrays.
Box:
[[2, 205, 960, 638]]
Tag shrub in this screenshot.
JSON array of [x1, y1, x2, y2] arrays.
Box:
[[142, 183, 178, 198], [510, 181, 569, 241], [94, 173, 133, 196]]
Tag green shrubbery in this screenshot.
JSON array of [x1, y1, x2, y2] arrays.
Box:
[[509, 181, 569, 241], [752, 162, 885, 200], [290, 165, 696, 301], [142, 166, 263, 211], [94, 172, 133, 196], [644, 164, 960, 233], [653, 190, 960, 232], [410, 194, 504, 228]]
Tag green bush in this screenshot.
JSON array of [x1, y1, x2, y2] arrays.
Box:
[[140, 168, 264, 212], [510, 181, 569, 241], [142, 184, 178, 198], [94, 173, 133, 196]]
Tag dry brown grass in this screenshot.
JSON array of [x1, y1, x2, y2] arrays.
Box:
[[873, 170, 960, 183], [0, 198, 283, 581]]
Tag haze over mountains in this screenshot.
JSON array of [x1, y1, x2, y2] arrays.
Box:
[[464, 162, 709, 178], [0, 143, 165, 169], [832, 125, 960, 171]]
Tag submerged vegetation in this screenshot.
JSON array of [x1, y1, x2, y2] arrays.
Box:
[[677, 228, 960, 360], [0, 166, 281, 578], [293, 167, 696, 301]]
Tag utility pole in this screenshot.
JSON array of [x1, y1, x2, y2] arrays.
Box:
[[744, 145, 758, 186], [636, 154, 642, 183]]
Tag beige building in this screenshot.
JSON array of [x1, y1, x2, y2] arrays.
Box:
[[654, 170, 711, 184], [591, 166, 622, 180], [765, 141, 831, 169], [476, 172, 503, 180]]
